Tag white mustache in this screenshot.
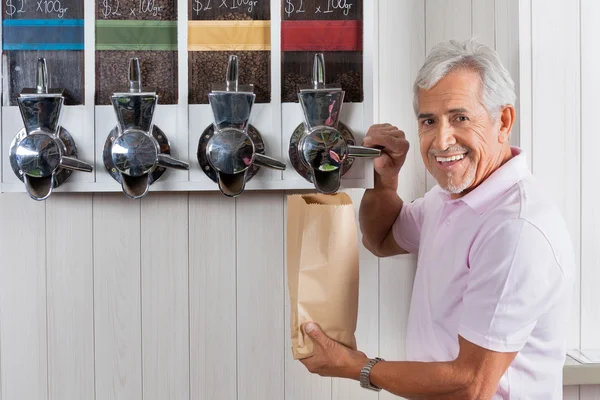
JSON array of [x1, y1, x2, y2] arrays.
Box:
[[429, 146, 470, 156]]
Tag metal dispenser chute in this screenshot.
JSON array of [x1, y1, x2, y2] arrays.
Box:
[[103, 57, 189, 199], [288, 53, 381, 194], [9, 58, 93, 200], [197, 55, 286, 197]]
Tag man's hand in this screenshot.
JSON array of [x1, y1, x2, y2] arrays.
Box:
[[299, 322, 370, 380], [362, 123, 410, 179]]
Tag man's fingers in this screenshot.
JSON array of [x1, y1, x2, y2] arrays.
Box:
[[363, 134, 408, 156], [304, 322, 330, 348], [369, 123, 393, 129]]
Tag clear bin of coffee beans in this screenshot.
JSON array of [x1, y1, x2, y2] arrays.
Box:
[[95, 0, 178, 105], [188, 2, 271, 104], [2, 0, 84, 105]]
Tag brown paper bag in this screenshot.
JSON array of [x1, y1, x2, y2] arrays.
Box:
[[286, 192, 359, 360]]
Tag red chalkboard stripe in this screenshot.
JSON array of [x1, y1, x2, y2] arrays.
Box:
[[281, 20, 362, 51]]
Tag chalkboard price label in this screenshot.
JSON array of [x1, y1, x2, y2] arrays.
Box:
[[189, 0, 268, 20], [192, 0, 261, 15], [283, 0, 361, 20], [99, 0, 169, 19], [4, 0, 81, 19]]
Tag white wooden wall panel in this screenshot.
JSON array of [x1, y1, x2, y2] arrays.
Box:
[[0, 194, 47, 400], [378, 2, 425, 400], [189, 193, 237, 400], [530, 1, 582, 399], [46, 194, 95, 400], [496, 0, 521, 148], [517, 0, 533, 171], [93, 195, 142, 400], [472, 0, 496, 48], [580, 0, 600, 398], [236, 194, 285, 400], [141, 194, 190, 400], [531, 0, 582, 380]]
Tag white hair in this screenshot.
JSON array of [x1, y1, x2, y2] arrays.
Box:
[[413, 38, 516, 119]]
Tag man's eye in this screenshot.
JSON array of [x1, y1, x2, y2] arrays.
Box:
[[422, 119, 434, 126], [456, 116, 469, 122]]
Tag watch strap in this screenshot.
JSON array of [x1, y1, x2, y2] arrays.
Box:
[[360, 357, 384, 391]]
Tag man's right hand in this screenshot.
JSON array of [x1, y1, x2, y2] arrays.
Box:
[[362, 123, 410, 180], [359, 123, 410, 257]]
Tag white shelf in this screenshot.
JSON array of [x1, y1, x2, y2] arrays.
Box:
[[563, 355, 600, 385]]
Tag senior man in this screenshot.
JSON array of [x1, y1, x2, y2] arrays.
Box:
[[299, 39, 575, 399]]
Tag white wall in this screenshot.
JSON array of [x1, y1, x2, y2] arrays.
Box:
[[0, 1, 598, 399]]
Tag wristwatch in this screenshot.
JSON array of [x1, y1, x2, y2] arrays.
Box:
[[360, 357, 384, 391]]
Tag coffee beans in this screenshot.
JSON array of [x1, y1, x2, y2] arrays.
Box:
[[282, 51, 363, 103], [188, 1, 271, 104], [96, 50, 178, 105], [280, 0, 364, 103], [332, 70, 362, 103], [189, 51, 270, 104], [95, 0, 178, 105]]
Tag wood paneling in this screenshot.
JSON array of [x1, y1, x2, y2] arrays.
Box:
[[141, 193, 190, 400], [189, 193, 237, 400], [236, 193, 285, 400], [531, 1, 581, 398], [580, 0, 600, 397], [93, 194, 143, 400], [0, 193, 48, 400], [472, 0, 495, 48], [46, 194, 95, 400], [496, 0, 521, 148], [532, 0, 582, 364]]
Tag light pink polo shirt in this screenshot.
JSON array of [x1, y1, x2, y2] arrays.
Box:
[[393, 147, 575, 399]]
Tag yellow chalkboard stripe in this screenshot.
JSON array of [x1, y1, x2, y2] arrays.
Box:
[[188, 20, 270, 51]]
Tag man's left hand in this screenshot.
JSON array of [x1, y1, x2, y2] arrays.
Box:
[[300, 322, 370, 380]]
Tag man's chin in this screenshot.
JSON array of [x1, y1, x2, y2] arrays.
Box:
[[437, 179, 470, 195]]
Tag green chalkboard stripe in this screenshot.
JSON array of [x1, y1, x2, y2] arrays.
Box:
[[96, 20, 177, 50]]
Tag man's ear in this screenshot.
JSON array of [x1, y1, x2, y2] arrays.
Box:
[[498, 105, 515, 144]]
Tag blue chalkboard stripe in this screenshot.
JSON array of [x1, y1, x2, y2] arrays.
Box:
[[3, 43, 84, 50], [2, 21, 84, 51], [3, 19, 84, 26]]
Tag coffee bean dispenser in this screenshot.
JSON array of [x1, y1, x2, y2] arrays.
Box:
[[102, 58, 189, 199], [197, 55, 286, 197], [8, 58, 93, 200], [287, 53, 380, 194]]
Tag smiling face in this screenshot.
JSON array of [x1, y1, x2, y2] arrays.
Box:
[[417, 68, 514, 197]]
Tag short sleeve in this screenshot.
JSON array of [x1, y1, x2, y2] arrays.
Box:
[[458, 219, 566, 353], [392, 196, 426, 254]]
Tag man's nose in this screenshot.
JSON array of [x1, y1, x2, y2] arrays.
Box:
[[432, 121, 456, 151]]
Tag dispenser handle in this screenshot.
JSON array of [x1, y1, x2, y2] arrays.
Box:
[[347, 145, 382, 158], [253, 153, 286, 171]]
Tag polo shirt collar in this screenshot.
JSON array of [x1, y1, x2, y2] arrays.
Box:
[[438, 147, 531, 214]]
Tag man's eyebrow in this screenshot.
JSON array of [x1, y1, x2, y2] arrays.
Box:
[[448, 108, 469, 114], [417, 113, 435, 119]]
